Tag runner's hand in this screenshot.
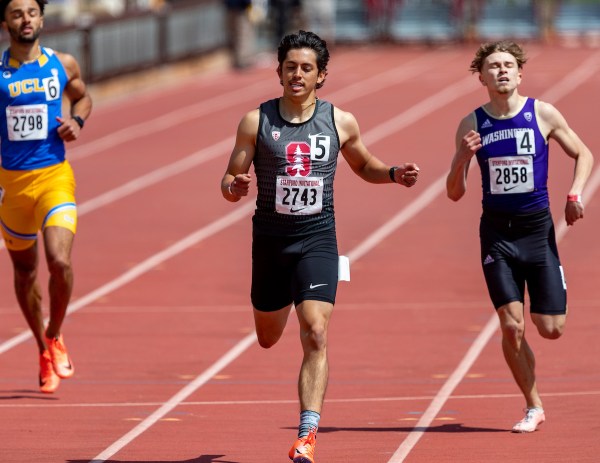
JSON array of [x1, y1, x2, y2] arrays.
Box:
[[565, 199, 584, 226], [230, 173, 252, 197], [55, 116, 81, 142], [395, 163, 420, 187]]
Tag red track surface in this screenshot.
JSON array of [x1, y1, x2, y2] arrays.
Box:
[[0, 44, 599, 463]]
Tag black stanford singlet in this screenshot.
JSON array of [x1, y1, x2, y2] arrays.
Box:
[[253, 98, 341, 236]]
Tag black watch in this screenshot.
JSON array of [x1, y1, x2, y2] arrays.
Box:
[[72, 115, 85, 128]]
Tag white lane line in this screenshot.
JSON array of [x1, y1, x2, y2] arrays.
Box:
[[388, 316, 499, 462], [348, 175, 447, 262], [387, 51, 600, 463], [363, 77, 478, 146], [538, 51, 600, 104], [89, 332, 257, 463], [325, 51, 461, 107], [78, 138, 234, 214]]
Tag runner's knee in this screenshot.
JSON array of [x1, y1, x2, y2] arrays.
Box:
[[46, 254, 72, 278], [256, 331, 281, 349], [500, 318, 525, 349], [301, 322, 328, 352], [539, 326, 563, 339], [533, 315, 565, 339]]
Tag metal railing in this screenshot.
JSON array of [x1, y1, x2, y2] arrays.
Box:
[[1, 0, 226, 82]]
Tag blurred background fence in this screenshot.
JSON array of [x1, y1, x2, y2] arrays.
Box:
[[2, 0, 598, 82]]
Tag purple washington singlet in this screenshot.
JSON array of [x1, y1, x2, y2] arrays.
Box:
[[474, 97, 549, 214]]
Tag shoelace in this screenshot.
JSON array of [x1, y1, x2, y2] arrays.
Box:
[[295, 433, 316, 455], [523, 408, 540, 422], [49, 337, 67, 355]]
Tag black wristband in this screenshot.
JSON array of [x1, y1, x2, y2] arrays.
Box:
[[389, 166, 398, 183], [72, 115, 85, 128]]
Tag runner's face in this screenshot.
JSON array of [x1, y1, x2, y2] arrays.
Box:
[[278, 48, 325, 97], [479, 51, 521, 95], [2, 0, 43, 44]]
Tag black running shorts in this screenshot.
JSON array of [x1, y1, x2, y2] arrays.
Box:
[[251, 228, 339, 312], [479, 208, 567, 315]]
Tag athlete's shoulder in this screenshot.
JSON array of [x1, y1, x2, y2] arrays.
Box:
[[332, 104, 355, 125], [534, 99, 563, 126], [238, 107, 260, 134], [244, 107, 260, 121], [51, 49, 80, 79], [533, 98, 556, 115], [457, 111, 477, 135], [53, 50, 74, 64]]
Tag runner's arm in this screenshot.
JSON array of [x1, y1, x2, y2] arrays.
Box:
[[447, 114, 480, 201], [537, 101, 594, 225], [56, 52, 92, 141], [221, 109, 259, 202]]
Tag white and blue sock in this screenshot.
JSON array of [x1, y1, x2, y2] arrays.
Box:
[[298, 410, 320, 438]]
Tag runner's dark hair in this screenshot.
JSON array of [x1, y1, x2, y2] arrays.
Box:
[[277, 30, 329, 89], [0, 0, 47, 22]]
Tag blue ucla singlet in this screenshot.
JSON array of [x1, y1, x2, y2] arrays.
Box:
[[0, 47, 68, 170], [474, 98, 549, 214]]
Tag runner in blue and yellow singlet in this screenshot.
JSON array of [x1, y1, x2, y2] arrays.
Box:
[[0, 0, 92, 393], [447, 41, 593, 433]]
